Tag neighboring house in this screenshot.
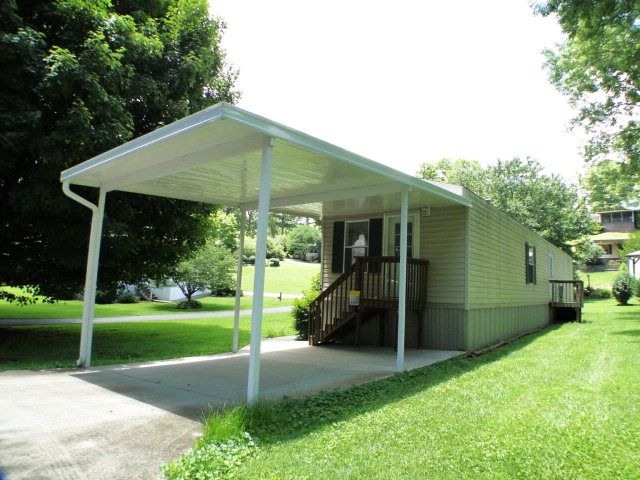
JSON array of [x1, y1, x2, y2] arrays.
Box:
[[588, 209, 639, 268], [310, 184, 575, 352]]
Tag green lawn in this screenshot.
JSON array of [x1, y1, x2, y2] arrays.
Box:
[[576, 268, 622, 289], [242, 259, 319, 295], [0, 293, 292, 319], [0, 312, 295, 370], [167, 298, 640, 479]]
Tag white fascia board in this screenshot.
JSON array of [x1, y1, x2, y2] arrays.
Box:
[[60, 104, 227, 182], [220, 105, 471, 207]]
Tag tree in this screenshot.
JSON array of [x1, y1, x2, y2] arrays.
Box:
[[286, 225, 321, 259], [208, 245, 236, 296], [418, 157, 597, 252], [579, 159, 637, 211], [621, 231, 640, 259], [417, 159, 486, 196], [172, 249, 213, 304], [536, 1, 640, 181], [572, 239, 605, 268], [0, 0, 238, 299]]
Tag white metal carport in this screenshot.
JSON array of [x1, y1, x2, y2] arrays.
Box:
[[60, 102, 470, 404]]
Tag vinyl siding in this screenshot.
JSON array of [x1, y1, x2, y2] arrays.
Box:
[[322, 207, 466, 306], [467, 193, 573, 308]]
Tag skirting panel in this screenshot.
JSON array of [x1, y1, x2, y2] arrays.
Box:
[[466, 304, 550, 351], [424, 304, 467, 351]]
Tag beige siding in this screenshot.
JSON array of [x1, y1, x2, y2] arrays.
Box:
[[421, 206, 466, 305], [467, 193, 573, 308], [322, 207, 466, 306]]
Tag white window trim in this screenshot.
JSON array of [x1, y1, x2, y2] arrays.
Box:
[[382, 211, 420, 258], [343, 219, 370, 267]]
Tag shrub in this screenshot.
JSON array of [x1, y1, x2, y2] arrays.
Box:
[[95, 287, 121, 304], [267, 236, 286, 260], [117, 292, 140, 303], [585, 287, 611, 299], [286, 225, 321, 260], [243, 237, 257, 258], [270, 258, 280, 267], [176, 299, 202, 309], [292, 272, 321, 339], [209, 246, 236, 296], [612, 272, 634, 305]]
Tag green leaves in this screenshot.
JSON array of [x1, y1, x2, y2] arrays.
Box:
[[537, 1, 640, 173], [418, 157, 597, 252], [0, 0, 238, 298]]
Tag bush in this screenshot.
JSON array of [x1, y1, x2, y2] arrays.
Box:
[[176, 299, 202, 309], [117, 291, 140, 303], [95, 287, 121, 304], [286, 225, 321, 260], [292, 272, 321, 339], [270, 258, 280, 267], [584, 287, 612, 299], [209, 246, 236, 296], [612, 273, 635, 305], [267, 236, 286, 260]]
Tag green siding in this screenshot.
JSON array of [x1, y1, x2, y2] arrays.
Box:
[[467, 192, 573, 308]]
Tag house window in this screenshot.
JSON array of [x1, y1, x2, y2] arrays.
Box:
[[525, 242, 536, 284], [602, 244, 613, 255], [622, 211, 632, 222], [344, 220, 369, 269]]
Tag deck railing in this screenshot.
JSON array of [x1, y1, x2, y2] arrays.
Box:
[[309, 256, 428, 344], [550, 280, 584, 308]]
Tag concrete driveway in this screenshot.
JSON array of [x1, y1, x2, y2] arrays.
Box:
[[0, 337, 462, 480]]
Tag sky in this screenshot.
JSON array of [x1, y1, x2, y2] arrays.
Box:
[[211, 0, 585, 181]]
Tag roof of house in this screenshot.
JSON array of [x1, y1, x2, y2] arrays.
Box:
[[589, 231, 631, 242], [60, 103, 470, 218]]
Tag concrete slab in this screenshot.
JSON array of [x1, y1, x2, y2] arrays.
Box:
[[0, 337, 462, 480]]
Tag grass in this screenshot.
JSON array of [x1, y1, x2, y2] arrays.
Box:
[[0, 312, 295, 370], [166, 297, 640, 479], [0, 292, 292, 319], [576, 268, 622, 289], [242, 259, 319, 295]]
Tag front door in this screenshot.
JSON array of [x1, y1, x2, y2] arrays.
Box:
[[384, 214, 418, 258]]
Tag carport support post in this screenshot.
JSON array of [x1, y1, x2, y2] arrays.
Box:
[[78, 189, 107, 368], [396, 189, 409, 371], [247, 137, 274, 404], [232, 208, 246, 353]]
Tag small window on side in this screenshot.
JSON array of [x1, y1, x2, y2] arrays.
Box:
[[525, 242, 536, 284]]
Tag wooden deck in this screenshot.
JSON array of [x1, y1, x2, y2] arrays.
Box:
[[309, 256, 428, 346], [550, 280, 584, 322]]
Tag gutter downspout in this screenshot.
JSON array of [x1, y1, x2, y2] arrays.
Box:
[[62, 180, 107, 367]]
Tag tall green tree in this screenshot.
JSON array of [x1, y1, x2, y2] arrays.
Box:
[[579, 159, 636, 211], [536, 1, 640, 184], [0, 0, 238, 299], [418, 157, 597, 252]]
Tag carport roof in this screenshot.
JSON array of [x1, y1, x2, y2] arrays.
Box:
[[60, 103, 470, 217]]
